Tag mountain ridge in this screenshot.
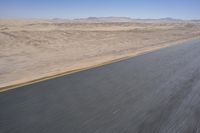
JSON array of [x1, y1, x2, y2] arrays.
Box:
[[50, 17, 200, 23]]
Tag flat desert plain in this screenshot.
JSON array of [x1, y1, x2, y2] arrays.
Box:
[[1, 20, 200, 88]]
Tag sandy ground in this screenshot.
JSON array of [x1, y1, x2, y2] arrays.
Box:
[[1, 20, 200, 88]]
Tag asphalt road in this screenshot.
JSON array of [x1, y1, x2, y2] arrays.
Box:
[[1, 39, 200, 133]]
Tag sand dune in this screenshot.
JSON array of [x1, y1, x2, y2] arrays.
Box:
[[0, 20, 200, 88]]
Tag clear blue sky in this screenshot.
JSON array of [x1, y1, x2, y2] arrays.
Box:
[[0, 0, 200, 19]]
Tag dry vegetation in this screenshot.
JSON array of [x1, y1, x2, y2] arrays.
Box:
[[1, 20, 200, 88]]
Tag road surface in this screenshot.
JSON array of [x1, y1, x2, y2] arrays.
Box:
[[1, 39, 200, 133]]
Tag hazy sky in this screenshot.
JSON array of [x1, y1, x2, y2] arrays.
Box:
[[0, 0, 200, 19]]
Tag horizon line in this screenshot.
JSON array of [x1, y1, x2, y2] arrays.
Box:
[[0, 16, 200, 21]]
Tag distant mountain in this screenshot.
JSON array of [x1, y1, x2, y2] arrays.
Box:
[[49, 17, 200, 23], [132, 17, 185, 23], [159, 17, 182, 21], [72, 17, 191, 23], [73, 17, 133, 22], [49, 18, 71, 23], [191, 19, 200, 23], [159, 17, 185, 23]]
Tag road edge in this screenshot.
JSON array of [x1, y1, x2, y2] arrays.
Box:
[[1, 37, 200, 93]]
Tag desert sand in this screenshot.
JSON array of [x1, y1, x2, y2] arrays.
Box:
[[1, 20, 200, 88]]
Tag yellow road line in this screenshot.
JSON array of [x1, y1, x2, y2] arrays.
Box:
[[0, 54, 137, 93]]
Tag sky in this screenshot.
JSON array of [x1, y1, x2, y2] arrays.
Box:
[[0, 0, 200, 20]]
